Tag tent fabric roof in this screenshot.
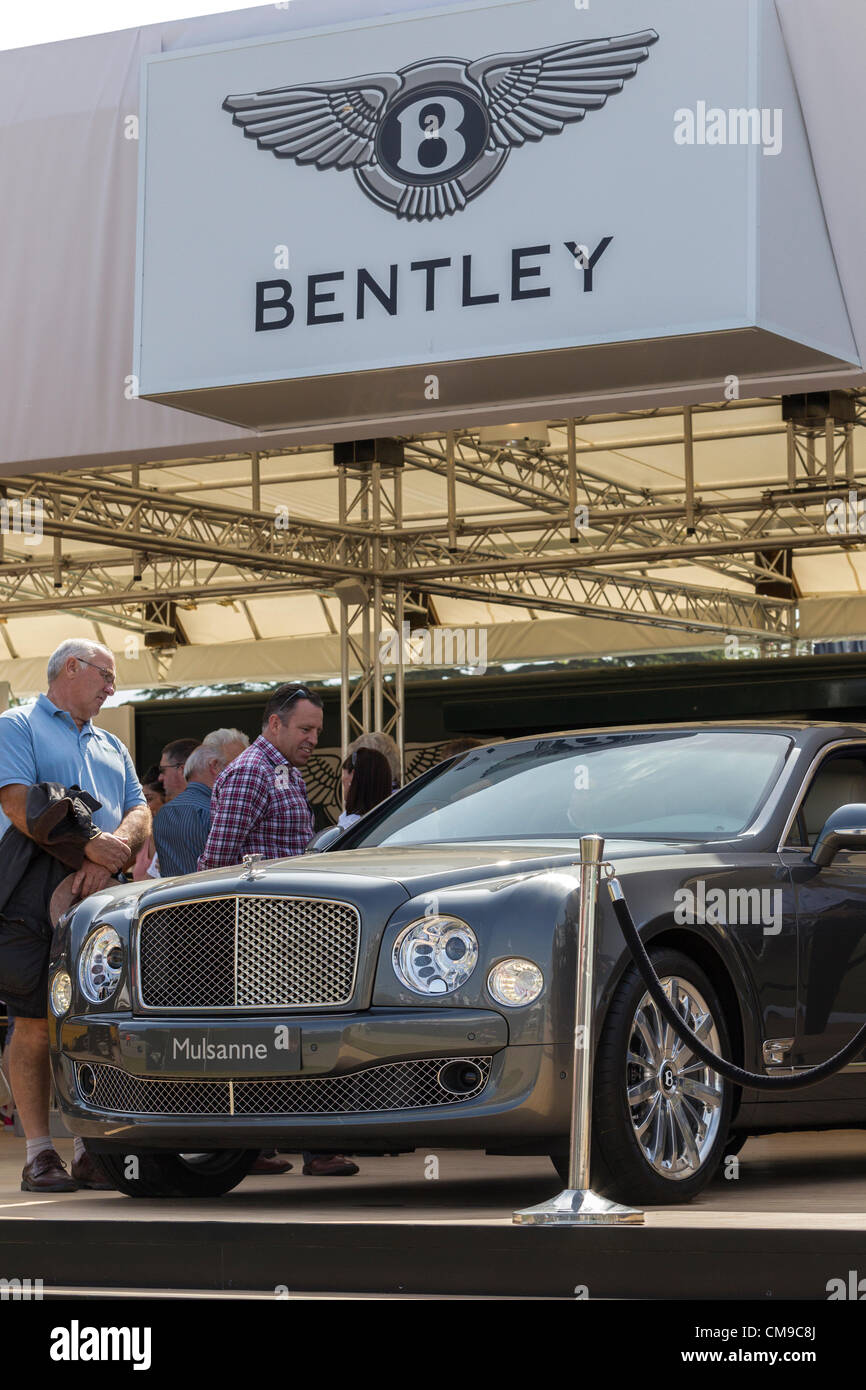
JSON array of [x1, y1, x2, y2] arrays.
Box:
[[0, 0, 864, 477], [0, 1, 495, 477], [0, 1, 865, 695]]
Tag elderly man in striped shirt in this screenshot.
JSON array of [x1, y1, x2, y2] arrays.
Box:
[[198, 684, 359, 1178]]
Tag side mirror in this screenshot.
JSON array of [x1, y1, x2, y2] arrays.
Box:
[[305, 825, 345, 854], [810, 803, 866, 868]]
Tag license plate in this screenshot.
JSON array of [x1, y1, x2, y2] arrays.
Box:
[[121, 1025, 301, 1075]]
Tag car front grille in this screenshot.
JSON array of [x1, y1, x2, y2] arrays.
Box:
[[137, 895, 360, 1010], [76, 1057, 492, 1116]]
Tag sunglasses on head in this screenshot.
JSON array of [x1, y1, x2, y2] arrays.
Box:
[[276, 686, 313, 716]]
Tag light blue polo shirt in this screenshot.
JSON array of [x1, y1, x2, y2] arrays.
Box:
[[0, 693, 145, 837]]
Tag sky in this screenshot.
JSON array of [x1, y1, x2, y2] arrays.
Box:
[[0, 1, 270, 51]]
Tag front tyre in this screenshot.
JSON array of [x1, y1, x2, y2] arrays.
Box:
[[86, 1144, 260, 1198], [593, 949, 733, 1205]]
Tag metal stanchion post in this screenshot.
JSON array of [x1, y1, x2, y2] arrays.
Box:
[[513, 833, 644, 1225]]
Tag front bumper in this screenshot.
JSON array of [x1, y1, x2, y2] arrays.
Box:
[[51, 1008, 570, 1151]]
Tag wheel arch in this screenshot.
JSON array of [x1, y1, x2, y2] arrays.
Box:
[[642, 927, 745, 1070], [599, 921, 750, 1121]]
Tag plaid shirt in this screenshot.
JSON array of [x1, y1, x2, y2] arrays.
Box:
[[197, 735, 314, 870]]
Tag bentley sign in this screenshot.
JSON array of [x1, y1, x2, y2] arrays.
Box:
[[134, 0, 858, 435]]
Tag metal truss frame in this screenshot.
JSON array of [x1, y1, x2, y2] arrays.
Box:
[[0, 394, 863, 747], [335, 460, 406, 773]]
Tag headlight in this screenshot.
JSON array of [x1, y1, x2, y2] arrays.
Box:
[[49, 970, 73, 1017], [487, 958, 544, 1007], [393, 916, 478, 996], [78, 926, 124, 1004]]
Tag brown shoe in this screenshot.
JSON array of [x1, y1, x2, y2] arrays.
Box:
[[21, 1148, 78, 1192], [302, 1154, 359, 1177], [71, 1151, 114, 1191], [250, 1153, 294, 1175]]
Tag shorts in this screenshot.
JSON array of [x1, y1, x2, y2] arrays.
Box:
[[0, 856, 69, 1020]]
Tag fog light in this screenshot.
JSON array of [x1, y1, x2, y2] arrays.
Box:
[[49, 970, 73, 1017], [78, 1064, 96, 1100], [488, 958, 544, 1006], [437, 1060, 484, 1095]]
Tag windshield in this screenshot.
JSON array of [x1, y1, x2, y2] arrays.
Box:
[[352, 730, 792, 847]]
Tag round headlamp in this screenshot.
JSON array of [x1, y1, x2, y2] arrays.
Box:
[[393, 915, 478, 996], [78, 925, 124, 1004], [487, 958, 544, 1007], [49, 970, 73, 1017]]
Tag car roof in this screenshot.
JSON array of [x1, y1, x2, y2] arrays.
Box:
[[489, 720, 866, 748]]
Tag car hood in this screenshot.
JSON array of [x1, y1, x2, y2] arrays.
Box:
[[311, 839, 690, 892], [104, 837, 693, 906]]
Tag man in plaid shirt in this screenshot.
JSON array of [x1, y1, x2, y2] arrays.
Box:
[[198, 684, 320, 870], [197, 682, 359, 1179]]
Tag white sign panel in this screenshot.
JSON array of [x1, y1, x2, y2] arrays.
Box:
[[135, 0, 858, 432]]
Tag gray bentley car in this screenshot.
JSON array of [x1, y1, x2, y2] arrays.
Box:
[[48, 721, 866, 1202]]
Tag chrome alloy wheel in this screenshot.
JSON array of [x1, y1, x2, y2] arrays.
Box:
[[626, 975, 725, 1182]]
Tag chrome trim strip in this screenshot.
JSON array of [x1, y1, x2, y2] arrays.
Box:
[[134, 893, 362, 1013], [764, 1062, 866, 1075], [233, 897, 239, 1009], [776, 738, 866, 853]]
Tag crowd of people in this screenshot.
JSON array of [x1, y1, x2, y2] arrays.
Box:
[[0, 639, 481, 1194]]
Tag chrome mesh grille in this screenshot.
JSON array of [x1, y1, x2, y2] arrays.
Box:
[[137, 895, 360, 1009], [77, 1057, 492, 1116], [235, 897, 357, 1007]]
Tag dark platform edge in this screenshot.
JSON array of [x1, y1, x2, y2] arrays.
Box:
[[4, 1218, 866, 1299]]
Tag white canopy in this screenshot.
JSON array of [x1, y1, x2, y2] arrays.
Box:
[[0, 0, 864, 695]]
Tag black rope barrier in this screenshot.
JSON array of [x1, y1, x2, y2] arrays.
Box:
[[608, 876, 866, 1091]]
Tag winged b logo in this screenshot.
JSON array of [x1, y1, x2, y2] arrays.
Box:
[[223, 29, 658, 221]]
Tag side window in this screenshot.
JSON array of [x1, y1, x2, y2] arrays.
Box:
[[788, 753, 866, 848]]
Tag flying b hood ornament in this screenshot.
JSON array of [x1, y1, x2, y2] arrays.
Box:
[[223, 29, 658, 221]]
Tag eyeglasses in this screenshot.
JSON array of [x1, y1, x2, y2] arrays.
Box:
[[77, 658, 116, 686], [157, 763, 184, 775], [275, 686, 313, 716]]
